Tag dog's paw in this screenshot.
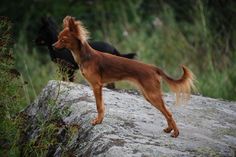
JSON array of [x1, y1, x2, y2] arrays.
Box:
[[171, 130, 179, 138], [91, 117, 103, 125], [163, 127, 173, 133]]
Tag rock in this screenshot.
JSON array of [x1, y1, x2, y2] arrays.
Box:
[[20, 80, 236, 157]]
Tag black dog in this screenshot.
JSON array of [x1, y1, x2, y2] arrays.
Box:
[[35, 17, 136, 88]]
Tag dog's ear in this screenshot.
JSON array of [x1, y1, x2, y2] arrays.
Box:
[[63, 16, 71, 28], [63, 16, 75, 28], [68, 17, 77, 33]]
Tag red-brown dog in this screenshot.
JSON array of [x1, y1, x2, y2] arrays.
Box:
[[53, 16, 196, 138]]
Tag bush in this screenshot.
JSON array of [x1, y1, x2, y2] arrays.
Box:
[[0, 16, 28, 156]]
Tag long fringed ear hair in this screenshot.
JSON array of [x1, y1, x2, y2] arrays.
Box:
[[66, 16, 91, 59], [63, 16, 75, 28], [68, 17, 77, 33], [67, 16, 89, 44]]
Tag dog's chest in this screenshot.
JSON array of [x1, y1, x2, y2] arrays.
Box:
[[79, 64, 91, 79], [79, 62, 100, 84], [79, 65, 86, 76]]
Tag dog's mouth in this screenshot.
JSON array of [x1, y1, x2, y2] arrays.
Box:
[[52, 42, 63, 50]]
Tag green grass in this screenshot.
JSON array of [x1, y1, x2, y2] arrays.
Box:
[[7, 0, 235, 102], [97, 2, 236, 100], [0, 17, 25, 157], [14, 39, 57, 102]]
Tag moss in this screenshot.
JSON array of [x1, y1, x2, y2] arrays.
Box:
[[195, 147, 220, 157]]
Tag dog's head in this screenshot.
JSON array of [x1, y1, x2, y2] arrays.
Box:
[[35, 17, 58, 46], [52, 16, 89, 51]]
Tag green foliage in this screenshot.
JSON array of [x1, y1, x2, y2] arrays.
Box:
[[0, 16, 26, 157], [13, 34, 57, 102], [20, 82, 78, 157], [1, 0, 234, 101]]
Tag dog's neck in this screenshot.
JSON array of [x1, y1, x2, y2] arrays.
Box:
[[70, 39, 93, 65]]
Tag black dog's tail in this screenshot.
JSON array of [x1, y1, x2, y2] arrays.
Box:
[[119, 53, 136, 59], [113, 48, 136, 59]]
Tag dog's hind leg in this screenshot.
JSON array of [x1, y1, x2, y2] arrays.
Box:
[[141, 83, 179, 138], [91, 84, 105, 125], [152, 94, 179, 137], [156, 96, 179, 137]]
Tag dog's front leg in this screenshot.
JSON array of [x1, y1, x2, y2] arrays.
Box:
[[91, 84, 105, 125]]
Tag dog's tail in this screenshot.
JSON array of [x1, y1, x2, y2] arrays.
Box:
[[156, 65, 196, 105], [119, 53, 137, 59]]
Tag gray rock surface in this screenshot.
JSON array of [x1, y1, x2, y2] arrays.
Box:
[[22, 80, 236, 157]]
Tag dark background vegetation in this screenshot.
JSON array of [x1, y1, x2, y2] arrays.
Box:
[[0, 0, 236, 156]]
